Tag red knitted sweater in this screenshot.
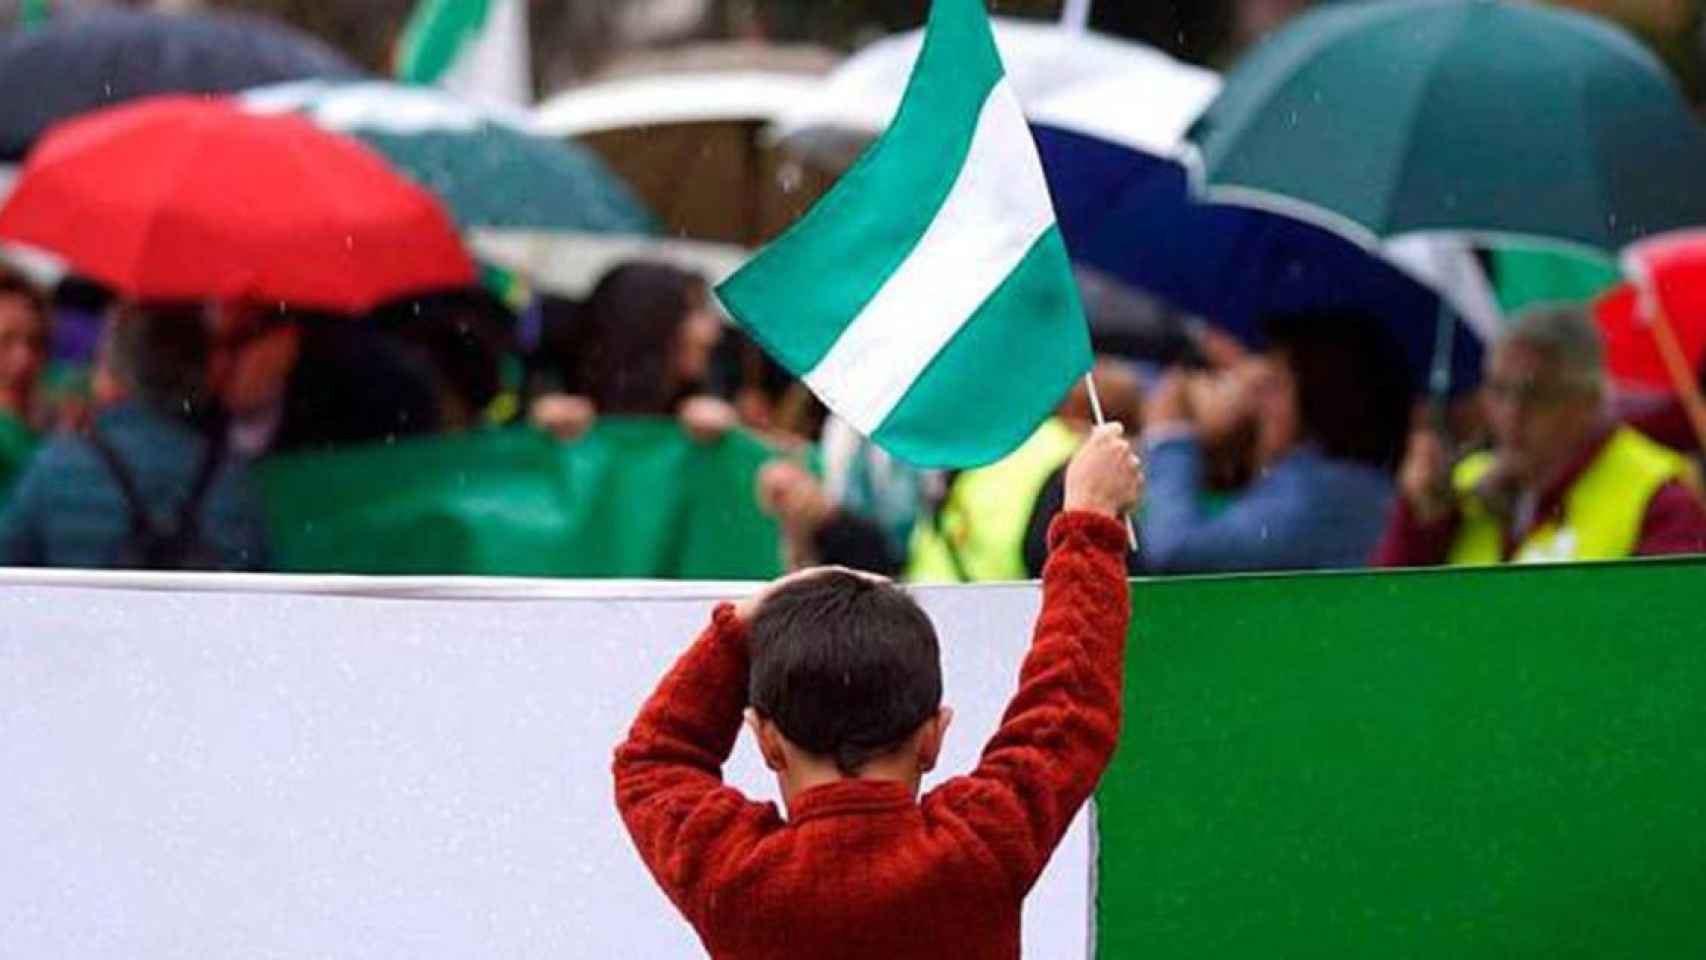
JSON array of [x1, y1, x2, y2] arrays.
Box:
[[613, 511, 1132, 959]]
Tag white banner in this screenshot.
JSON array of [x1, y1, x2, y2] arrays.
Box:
[[0, 572, 1090, 958]]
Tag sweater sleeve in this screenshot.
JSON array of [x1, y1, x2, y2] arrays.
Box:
[[612, 604, 779, 922], [927, 510, 1132, 897], [1634, 479, 1706, 556]]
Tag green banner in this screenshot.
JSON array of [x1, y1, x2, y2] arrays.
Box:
[[257, 421, 784, 580], [1098, 558, 1706, 956]]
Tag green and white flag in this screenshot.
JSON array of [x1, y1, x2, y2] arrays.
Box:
[[717, 0, 1091, 469], [396, 0, 532, 108], [19, 0, 51, 29]]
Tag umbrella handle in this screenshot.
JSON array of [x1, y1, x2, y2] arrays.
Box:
[[1645, 298, 1706, 457]]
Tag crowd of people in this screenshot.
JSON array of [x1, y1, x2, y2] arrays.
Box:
[[1, 250, 1703, 578]]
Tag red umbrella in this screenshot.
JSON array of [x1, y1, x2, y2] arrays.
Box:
[[0, 95, 476, 314], [1595, 230, 1706, 392]]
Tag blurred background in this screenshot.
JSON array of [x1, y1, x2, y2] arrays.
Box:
[[2, 0, 1705, 583], [5, 0, 1699, 102]]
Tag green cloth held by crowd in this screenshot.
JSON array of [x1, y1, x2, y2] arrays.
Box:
[[257, 420, 784, 580]]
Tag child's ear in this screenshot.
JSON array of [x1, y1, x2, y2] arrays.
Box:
[[745, 708, 788, 772], [917, 706, 954, 774]]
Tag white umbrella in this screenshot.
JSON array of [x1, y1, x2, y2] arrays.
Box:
[[535, 70, 824, 139], [469, 230, 749, 299], [531, 50, 837, 246], [770, 18, 1220, 159]]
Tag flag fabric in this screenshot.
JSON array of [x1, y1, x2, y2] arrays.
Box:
[[19, 0, 51, 29], [396, 0, 532, 108], [716, 0, 1092, 469]]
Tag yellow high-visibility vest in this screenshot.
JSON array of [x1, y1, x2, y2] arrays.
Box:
[[1447, 426, 1695, 565], [906, 418, 1080, 583]]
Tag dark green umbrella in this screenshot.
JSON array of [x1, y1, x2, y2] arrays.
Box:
[[243, 81, 656, 235], [1189, 0, 1706, 254]]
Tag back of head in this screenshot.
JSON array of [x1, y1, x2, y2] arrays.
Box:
[[575, 260, 703, 415], [105, 301, 213, 420], [747, 571, 942, 777], [1264, 311, 1414, 470]]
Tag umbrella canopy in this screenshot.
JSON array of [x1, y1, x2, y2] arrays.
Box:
[[772, 18, 1220, 164], [534, 47, 837, 246], [1596, 231, 1706, 392], [242, 81, 655, 234], [1039, 125, 1484, 391], [0, 10, 362, 163], [1190, 0, 1706, 253], [0, 96, 476, 314]]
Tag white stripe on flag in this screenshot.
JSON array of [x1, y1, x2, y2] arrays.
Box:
[[803, 79, 1056, 435]]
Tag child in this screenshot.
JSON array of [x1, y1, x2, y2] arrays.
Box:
[[614, 424, 1141, 959]]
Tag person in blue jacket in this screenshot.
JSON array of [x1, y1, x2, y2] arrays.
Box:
[[1139, 311, 1411, 574]]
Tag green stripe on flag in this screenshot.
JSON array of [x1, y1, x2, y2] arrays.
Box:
[[397, 0, 491, 84], [873, 227, 1089, 467], [715, 0, 1005, 373]]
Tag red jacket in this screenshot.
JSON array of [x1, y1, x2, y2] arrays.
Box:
[[1374, 426, 1706, 566], [613, 512, 1131, 959]]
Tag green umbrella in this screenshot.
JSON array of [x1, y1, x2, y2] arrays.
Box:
[[1190, 0, 1706, 254], [243, 80, 657, 235]]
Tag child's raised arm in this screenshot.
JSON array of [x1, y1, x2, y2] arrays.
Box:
[[926, 425, 1140, 897], [612, 604, 777, 920]]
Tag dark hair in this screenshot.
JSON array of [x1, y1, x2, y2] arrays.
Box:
[[271, 319, 442, 453], [0, 264, 47, 318], [1264, 312, 1413, 471], [106, 302, 214, 420], [570, 261, 706, 415], [747, 571, 942, 777], [372, 287, 517, 424]]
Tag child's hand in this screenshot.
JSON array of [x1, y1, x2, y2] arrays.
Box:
[[732, 566, 890, 624], [1063, 423, 1144, 519]]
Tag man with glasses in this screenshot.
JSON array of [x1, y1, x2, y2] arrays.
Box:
[[1375, 304, 1706, 567]]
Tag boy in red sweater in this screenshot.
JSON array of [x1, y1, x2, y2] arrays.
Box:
[[614, 424, 1141, 959]]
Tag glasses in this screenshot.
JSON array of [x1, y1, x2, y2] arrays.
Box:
[[1482, 377, 1587, 409]]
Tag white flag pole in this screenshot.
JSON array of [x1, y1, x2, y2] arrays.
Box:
[[1060, 0, 1094, 34], [1083, 372, 1140, 553]]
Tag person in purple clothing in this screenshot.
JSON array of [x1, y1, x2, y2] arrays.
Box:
[[1139, 312, 1412, 573]]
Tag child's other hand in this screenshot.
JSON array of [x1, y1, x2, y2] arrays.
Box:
[[1063, 423, 1143, 519]]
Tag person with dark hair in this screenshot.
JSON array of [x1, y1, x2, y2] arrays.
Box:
[[0, 302, 267, 569], [0, 265, 49, 501], [1139, 312, 1412, 573], [529, 260, 737, 443], [372, 288, 517, 430], [614, 425, 1141, 959], [210, 303, 443, 458]]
